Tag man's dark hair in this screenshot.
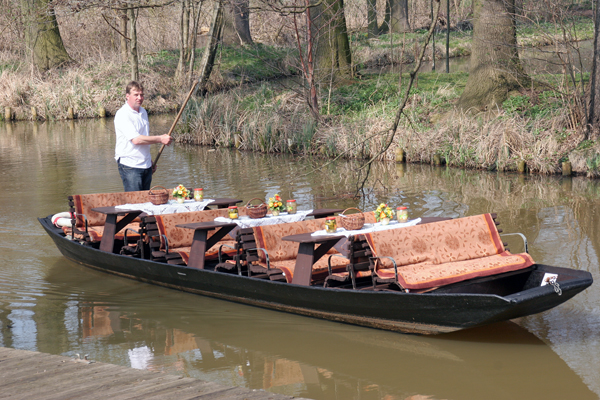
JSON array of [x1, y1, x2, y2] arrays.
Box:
[[126, 81, 144, 95]]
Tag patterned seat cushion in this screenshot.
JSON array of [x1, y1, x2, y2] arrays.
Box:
[[365, 213, 535, 290], [251, 213, 374, 283], [254, 256, 350, 283], [154, 208, 246, 249], [153, 208, 247, 265], [253, 218, 330, 262], [62, 223, 141, 242], [72, 190, 155, 227], [172, 240, 239, 265], [373, 252, 534, 289], [253, 213, 374, 262]]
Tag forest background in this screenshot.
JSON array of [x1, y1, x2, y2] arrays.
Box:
[[3, 0, 600, 176]]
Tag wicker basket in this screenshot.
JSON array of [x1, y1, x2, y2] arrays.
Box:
[[246, 198, 268, 219], [339, 208, 365, 230], [148, 186, 169, 205]]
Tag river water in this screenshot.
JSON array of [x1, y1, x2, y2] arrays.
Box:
[[1, 116, 600, 400]]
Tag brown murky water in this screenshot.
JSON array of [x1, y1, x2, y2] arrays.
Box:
[[1, 116, 599, 399]]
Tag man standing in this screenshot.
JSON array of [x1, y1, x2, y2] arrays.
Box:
[[114, 81, 172, 192]]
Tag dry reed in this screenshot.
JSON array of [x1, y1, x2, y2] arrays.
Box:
[[178, 75, 590, 176]]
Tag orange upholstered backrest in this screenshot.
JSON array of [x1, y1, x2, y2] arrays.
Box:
[[73, 190, 152, 226], [365, 213, 505, 268], [253, 212, 375, 262], [155, 207, 247, 249]]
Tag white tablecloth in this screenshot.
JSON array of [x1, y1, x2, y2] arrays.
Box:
[[311, 218, 422, 237], [114, 199, 215, 215], [214, 210, 314, 229]]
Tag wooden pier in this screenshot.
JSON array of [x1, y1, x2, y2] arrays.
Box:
[[0, 347, 311, 400]]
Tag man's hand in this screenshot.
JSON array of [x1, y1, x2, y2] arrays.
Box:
[[152, 163, 157, 173], [160, 135, 172, 145]]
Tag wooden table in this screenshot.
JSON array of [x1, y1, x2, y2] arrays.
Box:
[[176, 221, 238, 269], [281, 232, 345, 286], [307, 208, 344, 219], [205, 198, 243, 209], [91, 206, 144, 253]]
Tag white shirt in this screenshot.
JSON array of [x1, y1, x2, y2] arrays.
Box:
[[114, 103, 151, 169]]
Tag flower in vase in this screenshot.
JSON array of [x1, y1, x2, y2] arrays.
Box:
[[268, 193, 285, 212], [374, 203, 395, 222], [172, 184, 190, 199]]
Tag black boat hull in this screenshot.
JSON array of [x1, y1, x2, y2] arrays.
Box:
[[39, 216, 593, 334]]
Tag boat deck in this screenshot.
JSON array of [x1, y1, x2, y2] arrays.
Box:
[[0, 347, 310, 400]]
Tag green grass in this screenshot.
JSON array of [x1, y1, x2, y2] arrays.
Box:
[[140, 44, 296, 84], [517, 17, 594, 39], [326, 72, 468, 115], [217, 44, 297, 81], [350, 16, 594, 65]]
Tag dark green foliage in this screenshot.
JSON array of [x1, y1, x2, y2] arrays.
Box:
[[326, 72, 468, 115]]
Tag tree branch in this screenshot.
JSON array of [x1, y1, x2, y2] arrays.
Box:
[[302, 0, 442, 179], [360, 0, 442, 170], [101, 13, 129, 40]]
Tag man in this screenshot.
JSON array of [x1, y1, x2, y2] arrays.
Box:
[[114, 81, 172, 192]]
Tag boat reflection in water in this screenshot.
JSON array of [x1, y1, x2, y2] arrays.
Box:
[[48, 262, 596, 400]]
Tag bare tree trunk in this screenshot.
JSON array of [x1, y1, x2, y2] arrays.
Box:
[[177, 0, 191, 81], [196, 0, 224, 95], [230, 0, 253, 45], [119, 3, 128, 61], [457, 0, 528, 112], [367, 0, 378, 38], [305, 2, 319, 117], [313, 0, 353, 81], [128, 7, 139, 82], [20, 0, 72, 71], [587, 0, 600, 138], [379, 0, 391, 34], [390, 0, 410, 33], [293, 0, 320, 119], [186, 0, 203, 85]]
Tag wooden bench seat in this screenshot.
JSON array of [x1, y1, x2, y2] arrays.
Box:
[[65, 190, 155, 242], [145, 208, 246, 265], [365, 213, 534, 291], [323, 234, 375, 289], [323, 217, 454, 289], [76, 222, 142, 242], [248, 212, 377, 284]]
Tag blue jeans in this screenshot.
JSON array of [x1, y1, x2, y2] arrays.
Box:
[[118, 161, 153, 192]]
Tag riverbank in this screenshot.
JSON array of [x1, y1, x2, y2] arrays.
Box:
[[179, 62, 596, 176], [1, 15, 598, 176], [0, 15, 593, 122]]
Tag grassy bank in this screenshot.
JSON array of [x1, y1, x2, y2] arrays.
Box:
[[177, 69, 599, 176], [1, 14, 599, 176], [0, 44, 295, 121], [0, 15, 593, 121]]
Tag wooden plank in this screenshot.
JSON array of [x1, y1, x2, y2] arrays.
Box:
[[0, 347, 310, 400]]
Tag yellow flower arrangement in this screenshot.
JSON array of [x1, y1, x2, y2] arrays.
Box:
[[374, 203, 395, 222], [268, 193, 285, 212], [172, 184, 190, 199]]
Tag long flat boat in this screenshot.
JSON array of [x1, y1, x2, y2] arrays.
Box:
[[39, 213, 592, 335]]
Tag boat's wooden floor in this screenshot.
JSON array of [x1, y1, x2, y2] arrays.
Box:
[[0, 347, 310, 400]]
